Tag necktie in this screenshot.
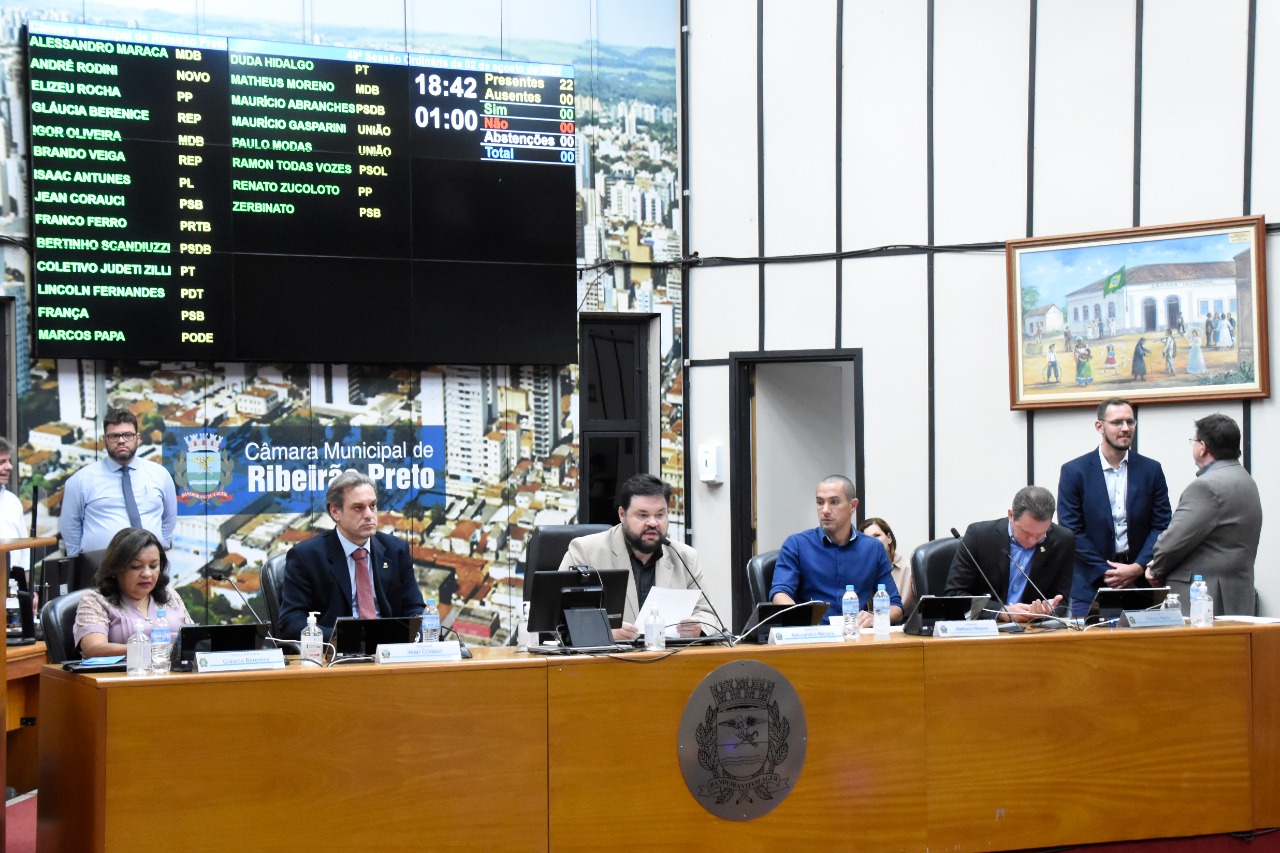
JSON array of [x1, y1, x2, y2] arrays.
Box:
[[353, 547, 376, 618], [121, 466, 143, 528]]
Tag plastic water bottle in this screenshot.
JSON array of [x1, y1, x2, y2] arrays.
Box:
[[873, 583, 891, 639], [1161, 593, 1182, 614], [300, 610, 324, 664], [645, 607, 666, 651], [5, 579, 21, 639], [842, 585, 860, 641], [150, 608, 172, 674], [1189, 575, 1212, 627], [126, 619, 152, 677], [421, 598, 441, 642]]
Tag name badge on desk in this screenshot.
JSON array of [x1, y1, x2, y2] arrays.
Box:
[[1119, 610, 1186, 629], [768, 625, 844, 645], [933, 620, 1000, 638], [194, 649, 286, 672], [376, 641, 463, 664]]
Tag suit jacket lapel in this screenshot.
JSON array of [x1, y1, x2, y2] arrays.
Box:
[[367, 534, 392, 613], [610, 526, 640, 620], [326, 531, 354, 615]]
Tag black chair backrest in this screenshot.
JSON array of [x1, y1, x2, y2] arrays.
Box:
[[40, 587, 92, 664], [911, 538, 962, 598], [745, 550, 780, 606], [522, 524, 611, 604], [259, 552, 287, 632]]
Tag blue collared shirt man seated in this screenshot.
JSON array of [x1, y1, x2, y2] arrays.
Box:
[[770, 475, 902, 627]]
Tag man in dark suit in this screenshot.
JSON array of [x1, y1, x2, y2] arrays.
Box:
[[945, 486, 1074, 623], [1057, 398, 1171, 617], [278, 469, 424, 640], [1147, 413, 1263, 615]]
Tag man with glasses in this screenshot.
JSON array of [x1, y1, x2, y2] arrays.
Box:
[[1146, 413, 1262, 616], [60, 409, 176, 556], [1057, 398, 1170, 618]]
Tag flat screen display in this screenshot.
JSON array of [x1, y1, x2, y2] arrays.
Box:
[[27, 21, 578, 363]]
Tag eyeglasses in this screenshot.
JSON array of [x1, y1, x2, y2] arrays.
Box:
[[1105, 419, 1136, 427], [1188, 438, 1203, 444], [105, 432, 138, 443]]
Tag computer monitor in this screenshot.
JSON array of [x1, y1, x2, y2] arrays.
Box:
[[526, 567, 629, 646], [1089, 587, 1171, 624], [902, 595, 990, 636], [329, 616, 422, 658], [175, 623, 271, 671]]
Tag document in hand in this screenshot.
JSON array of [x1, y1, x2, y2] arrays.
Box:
[[636, 587, 703, 636]]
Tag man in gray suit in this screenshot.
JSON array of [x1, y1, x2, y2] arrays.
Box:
[[1146, 413, 1263, 615], [559, 474, 716, 640]]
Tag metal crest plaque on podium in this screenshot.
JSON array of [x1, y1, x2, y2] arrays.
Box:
[[677, 659, 807, 820]]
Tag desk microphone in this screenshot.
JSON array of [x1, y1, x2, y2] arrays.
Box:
[[659, 534, 733, 647], [949, 527, 1023, 633], [208, 570, 266, 625], [441, 622, 474, 659]]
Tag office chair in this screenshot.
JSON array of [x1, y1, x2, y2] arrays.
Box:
[[40, 587, 92, 664], [521, 524, 612, 604], [910, 537, 962, 598], [745, 550, 780, 607], [259, 552, 288, 631]]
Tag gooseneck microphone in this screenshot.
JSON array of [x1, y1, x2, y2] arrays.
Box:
[[949, 527, 1023, 632], [659, 534, 733, 647], [1002, 550, 1074, 630], [208, 569, 266, 625]]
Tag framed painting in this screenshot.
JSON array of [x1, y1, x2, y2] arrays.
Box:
[[1007, 215, 1269, 410]]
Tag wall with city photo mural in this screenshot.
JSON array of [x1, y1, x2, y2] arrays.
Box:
[[0, 0, 682, 645]]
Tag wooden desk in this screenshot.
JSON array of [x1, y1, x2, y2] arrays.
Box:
[[6, 641, 46, 793], [38, 649, 548, 852], [34, 626, 1280, 852]]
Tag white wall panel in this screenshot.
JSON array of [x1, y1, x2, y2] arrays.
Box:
[[687, 0, 759, 258], [1032, 0, 1134, 237], [1139, 0, 1249, 225], [686, 365, 733, 620], [1243, 233, 1278, 612], [763, 264, 837, 351], [1250, 0, 1280, 219], [843, 0, 929, 248], [688, 266, 762, 360], [841, 254, 931, 551], [1029, 406, 1083, 509], [762, 0, 837, 257], [933, 252, 1027, 528], [933, 0, 1030, 245]]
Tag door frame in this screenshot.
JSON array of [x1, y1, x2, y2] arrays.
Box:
[[728, 348, 865, 629]]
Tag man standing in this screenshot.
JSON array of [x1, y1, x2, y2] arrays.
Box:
[[278, 470, 425, 640], [0, 437, 29, 573], [560, 473, 715, 640], [1057, 398, 1170, 617], [1146, 414, 1262, 615], [945, 486, 1073, 622], [60, 410, 176, 557], [770, 475, 901, 626]]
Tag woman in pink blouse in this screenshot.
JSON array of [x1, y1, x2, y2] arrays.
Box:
[[74, 527, 192, 657]]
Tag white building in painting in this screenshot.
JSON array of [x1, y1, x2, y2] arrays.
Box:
[[1064, 259, 1245, 338]]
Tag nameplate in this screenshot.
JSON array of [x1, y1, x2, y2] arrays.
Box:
[[1119, 610, 1186, 629], [768, 625, 844, 645], [933, 620, 1000, 638], [194, 649, 285, 673], [376, 641, 463, 664]]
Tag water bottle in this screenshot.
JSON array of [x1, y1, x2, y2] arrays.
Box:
[[150, 608, 172, 674], [1161, 593, 1182, 617], [1189, 575, 1212, 627], [300, 611, 324, 664], [126, 619, 152, 677], [645, 607, 666, 651], [842, 585, 860, 641], [873, 583, 891, 639], [5, 579, 21, 639], [421, 598, 441, 642]]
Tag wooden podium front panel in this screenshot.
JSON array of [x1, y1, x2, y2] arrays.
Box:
[[547, 641, 927, 852], [39, 653, 549, 853], [924, 629, 1254, 851], [1251, 627, 1280, 828]]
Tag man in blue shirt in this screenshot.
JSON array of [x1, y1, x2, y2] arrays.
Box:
[[770, 474, 902, 626], [60, 409, 177, 557]]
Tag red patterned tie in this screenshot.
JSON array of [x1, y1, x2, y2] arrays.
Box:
[[353, 547, 376, 618]]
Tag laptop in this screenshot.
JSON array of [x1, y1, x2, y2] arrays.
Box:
[[902, 594, 990, 636], [329, 616, 421, 658], [174, 623, 271, 671], [1088, 587, 1171, 625], [739, 601, 829, 644]]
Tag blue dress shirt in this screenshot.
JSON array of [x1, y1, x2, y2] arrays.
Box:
[[769, 527, 901, 624], [60, 456, 177, 556]]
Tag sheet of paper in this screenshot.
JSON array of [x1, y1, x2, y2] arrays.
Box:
[[637, 587, 703, 636]]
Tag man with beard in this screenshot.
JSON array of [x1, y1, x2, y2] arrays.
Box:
[[770, 475, 902, 626], [559, 473, 714, 640], [60, 409, 176, 556], [1056, 398, 1170, 617]]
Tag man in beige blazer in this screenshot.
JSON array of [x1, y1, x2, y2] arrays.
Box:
[[1147, 413, 1263, 616], [559, 473, 717, 640]]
